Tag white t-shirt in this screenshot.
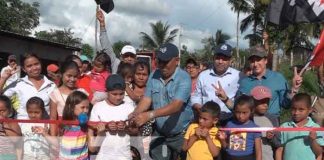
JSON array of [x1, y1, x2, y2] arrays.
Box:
[[1, 65, 20, 86], [4, 76, 56, 119], [90, 100, 134, 160], [20, 123, 50, 160]]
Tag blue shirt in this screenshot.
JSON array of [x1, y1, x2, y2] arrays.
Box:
[[225, 120, 261, 156], [238, 69, 290, 116], [280, 117, 324, 160], [191, 67, 240, 113], [145, 67, 193, 135]]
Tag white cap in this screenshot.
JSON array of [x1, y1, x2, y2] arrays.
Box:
[[120, 45, 136, 55]]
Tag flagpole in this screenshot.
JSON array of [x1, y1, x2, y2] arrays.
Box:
[[95, 5, 99, 55]]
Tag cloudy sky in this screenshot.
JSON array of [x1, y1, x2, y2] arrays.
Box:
[[22, 0, 251, 52]]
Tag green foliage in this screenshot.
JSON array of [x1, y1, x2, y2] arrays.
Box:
[[112, 41, 131, 58], [140, 21, 179, 49], [35, 28, 82, 47], [81, 44, 94, 59], [0, 0, 40, 35]]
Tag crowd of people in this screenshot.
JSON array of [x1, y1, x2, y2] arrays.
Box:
[[0, 9, 323, 160]]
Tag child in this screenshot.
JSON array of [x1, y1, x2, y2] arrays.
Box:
[[218, 95, 262, 160], [90, 52, 111, 104], [88, 74, 135, 160], [49, 61, 81, 135], [251, 86, 280, 160], [276, 93, 324, 160], [21, 97, 54, 160], [182, 101, 221, 160], [59, 91, 90, 160], [0, 95, 22, 160], [117, 62, 134, 105]]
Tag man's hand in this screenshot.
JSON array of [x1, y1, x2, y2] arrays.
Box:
[[292, 67, 303, 93], [117, 121, 126, 131], [1, 68, 14, 80], [96, 9, 105, 25], [212, 81, 228, 102], [134, 112, 150, 127]]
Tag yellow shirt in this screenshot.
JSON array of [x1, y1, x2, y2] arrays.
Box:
[[184, 123, 221, 160]]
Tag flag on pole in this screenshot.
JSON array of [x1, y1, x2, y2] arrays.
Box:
[[267, 0, 324, 26], [310, 28, 324, 66], [95, 0, 114, 14]]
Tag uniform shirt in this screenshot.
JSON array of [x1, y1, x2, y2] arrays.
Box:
[[238, 69, 291, 117], [3, 76, 55, 119], [191, 67, 240, 113], [145, 67, 193, 135], [280, 117, 324, 160], [184, 123, 221, 160]]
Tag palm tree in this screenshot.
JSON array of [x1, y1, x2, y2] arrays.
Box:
[[201, 30, 230, 61], [140, 21, 179, 49], [228, 0, 249, 60]]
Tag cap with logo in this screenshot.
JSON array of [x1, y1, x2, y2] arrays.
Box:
[[214, 43, 233, 57], [120, 45, 136, 55], [250, 86, 272, 100], [156, 43, 179, 61], [106, 74, 126, 91], [8, 55, 16, 61], [248, 46, 267, 59]]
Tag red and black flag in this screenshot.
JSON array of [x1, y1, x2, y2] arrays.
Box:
[[267, 0, 324, 26]]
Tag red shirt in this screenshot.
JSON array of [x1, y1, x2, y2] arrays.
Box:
[[77, 74, 93, 100]]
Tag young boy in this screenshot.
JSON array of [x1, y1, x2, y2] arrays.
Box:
[[88, 74, 135, 160], [276, 93, 324, 160], [182, 101, 221, 160], [251, 86, 280, 160]]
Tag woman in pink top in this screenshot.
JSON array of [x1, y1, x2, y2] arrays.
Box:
[[49, 61, 80, 136], [90, 52, 111, 104]]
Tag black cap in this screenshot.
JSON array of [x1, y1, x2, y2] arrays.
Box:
[[214, 43, 233, 57], [95, 0, 114, 14], [105, 74, 125, 91], [156, 43, 179, 61]]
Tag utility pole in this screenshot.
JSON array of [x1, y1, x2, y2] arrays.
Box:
[[178, 23, 183, 65]]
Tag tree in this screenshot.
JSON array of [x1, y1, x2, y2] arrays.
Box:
[[112, 41, 131, 58], [240, 0, 267, 46], [140, 21, 179, 49], [201, 30, 230, 62], [0, 0, 40, 35], [35, 28, 82, 47], [82, 44, 94, 59], [228, 0, 249, 61]]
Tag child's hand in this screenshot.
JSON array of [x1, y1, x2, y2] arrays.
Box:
[[266, 131, 274, 139], [200, 128, 210, 139], [117, 121, 126, 131], [195, 127, 203, 138], [32, 126, 48, 135], [96, 123, 106, 134], [217, 131, 226, 140], [107, 121, 117, 131], [309, 130, 317, 141]]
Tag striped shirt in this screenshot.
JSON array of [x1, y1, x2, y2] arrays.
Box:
[[59, 126, 88, 160]]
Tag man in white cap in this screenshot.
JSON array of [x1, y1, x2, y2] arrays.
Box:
[[97, 9, 137, 73]]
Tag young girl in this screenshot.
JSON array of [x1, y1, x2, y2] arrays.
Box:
[[218, 95, 262, 160], [0, 53, 56, 119], [21, 97, 55, 160], [117, 62, 134, 105], [90, 52, 111, 104], [49, 61, 80, 135], [0, 95, 22, 160], [59, 91, 90, 160]]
